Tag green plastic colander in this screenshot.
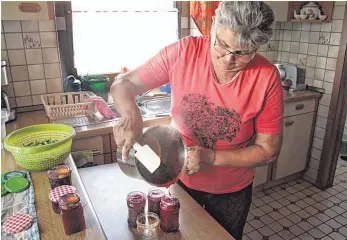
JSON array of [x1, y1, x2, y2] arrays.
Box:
[[4, 124, 75, 171]]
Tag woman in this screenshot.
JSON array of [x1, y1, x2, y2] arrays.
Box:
[[111, 2, 283, 239]]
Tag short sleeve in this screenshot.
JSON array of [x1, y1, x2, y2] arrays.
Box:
[[136, 37, 189, 89], [255, 69, 284, 135]]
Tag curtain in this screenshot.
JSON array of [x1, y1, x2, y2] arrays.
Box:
[[190, 1, 220, 36]]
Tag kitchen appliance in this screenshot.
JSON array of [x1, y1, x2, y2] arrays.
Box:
[[1, 61, 16, 122], [274, 63, 306, 92]]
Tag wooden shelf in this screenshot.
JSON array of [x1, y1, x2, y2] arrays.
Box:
[[290, 19, 329, 23]]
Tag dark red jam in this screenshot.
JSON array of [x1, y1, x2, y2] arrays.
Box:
[[126, 191, 146, 228], [160, 194, 180, 233], [51, 201, 60, 214], [47, 165, 71, 189], [59, 193, 86, 235], [147, 188, 165, 216]]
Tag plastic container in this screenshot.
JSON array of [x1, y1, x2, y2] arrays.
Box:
[[147, 188, 165, 216], [82, 75, 109, 101], [126, 191, 146, 228], [160, 195, 180, 233], [47, 164, 72, 189], [136, 212, 160, 239], [59, 193, 86, 235]]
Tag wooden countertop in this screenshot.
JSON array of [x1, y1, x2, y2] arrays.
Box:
[[78, 163, 234, 240]]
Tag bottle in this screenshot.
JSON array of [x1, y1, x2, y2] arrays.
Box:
[[126, 191, 146, 228], [160, 194, 180, 233]]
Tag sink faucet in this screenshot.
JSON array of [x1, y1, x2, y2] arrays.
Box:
[[136, 89, 153, 106]]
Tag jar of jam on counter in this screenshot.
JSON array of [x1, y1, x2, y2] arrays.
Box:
[[126, 191, 146, 228], [49, 185, 76, 214], [160, 195, 180, 233], [59, 193, 86, 235], [147, 188, 165, 216], [47, 165, 71, 189]]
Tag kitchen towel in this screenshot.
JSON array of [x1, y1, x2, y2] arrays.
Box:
[[1, 171, 40, 240], [190, 1, 220, 35]]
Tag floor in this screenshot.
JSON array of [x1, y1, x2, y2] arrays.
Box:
[[244, 158, 347, 240]]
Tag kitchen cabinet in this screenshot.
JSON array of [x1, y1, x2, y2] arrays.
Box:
[[264, 1, 289, 22], [1, 1, 54, 20]]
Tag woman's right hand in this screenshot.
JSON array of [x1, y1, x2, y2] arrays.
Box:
[[113, 110, 143, 161]]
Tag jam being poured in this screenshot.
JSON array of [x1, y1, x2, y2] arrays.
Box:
[[147, 188, 165, 216], [160, 194, 180, 233], [59, 193, 86, 235], [126, 191, 146, 228], [47, 165, 71, 189]]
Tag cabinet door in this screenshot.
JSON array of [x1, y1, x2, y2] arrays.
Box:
[[264, 1, 289, 22], [1, 1, 53, 20], [72, 136, 105, 165], [274, 112, 314, 180], [253, 165, 270, 187]]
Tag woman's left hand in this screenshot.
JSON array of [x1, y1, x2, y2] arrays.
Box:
[[186, 146, 215, 175]]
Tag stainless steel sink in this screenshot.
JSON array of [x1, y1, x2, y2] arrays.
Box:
[[140, 97, 171, 115]]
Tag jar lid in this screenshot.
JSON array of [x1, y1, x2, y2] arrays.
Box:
[[3, 214, 33, 234], [3, 171, 26, 181], [47, 165, 71, 179], [49, 185, 76, 203], [4, 177, 30, 193], [148, 188, 165, 199], [1, 185, 9, 196], [127, 191, 146, 203]]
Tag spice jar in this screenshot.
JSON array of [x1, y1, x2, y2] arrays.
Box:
[[49, 185, 76, 214], [160, 195, 180, 233], [47, 165, 71, 189], [147, 188, 165, 216], [127, 191, 146, 228], [59, 193, 86, 235], [136, 212, 160, 239]]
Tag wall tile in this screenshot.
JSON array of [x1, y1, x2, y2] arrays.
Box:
[[301, 22, 311, 31], [323, 82, 333, 94], [7, 49, 26, 65], [318, 32, 330, 45], [328, 45, 339, 58], [38, 20, 56, 32], [282, 41, 290, 52], [283, 30, 292, 41], [324, 70, 335, 83], [32, 95, 42, 105], [291, 31, 301, 41], [316, 57, 327, 69], [42, 48, 59, 63], [281, 52, 289, 62], [5, 33, 24, 49], [290, 42, 299, 53], [28, 64, 44, 80], [16, 96, 32, 107], [309, 32, 319, 43], [30, 79, 46, 95], [326, 58, 337, 70], [305, 67, 315, 78], [6, 67, 12, 82], [305, 78, 314, 86], [332, 6, 345, 20], [335, 1, 346, 5], [329, 33, 341, 46], [320, 94, 331, 107], [25, 49, 43, 64], [44, 63, 61, 78], [1, 34, 6, 50], [315, 127, 326, 139], [1, 50, 8, 61], [309, 157, 320, 169], [313, 137, 324, 150], [181, 17, 188, 28], [308, 44, 318, 55], [11, 65, 28, 81], [332, 20, 343, 32], [21, 20, 39, 32], [313, 80, 323, 88], [298, 54, 307, 65], [3, 21, 21, 33], [23, 33, 41, 48], [300, 31, 310, 42], [285, 22, 292, 30], [46, 78, 63, 93], [310, 23, 321, 31], [292, 22, 301, 30], [289, 53, 298, 64], [306, 56, 317, 67], [318, 104, 329, 118], [299, 43, 308, 54], [2, 83, 14, 97], [40, 32, 57, 48], [317, 45, 328, 57], [13, 81, 31, 96], [321, 23, 332, 32], [316, 116, 327, 129]]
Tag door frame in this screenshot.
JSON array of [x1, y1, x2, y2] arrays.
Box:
[[316, 6, 347, 189]]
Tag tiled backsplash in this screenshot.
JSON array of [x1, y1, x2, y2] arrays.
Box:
[[1, 19, 63, 109]]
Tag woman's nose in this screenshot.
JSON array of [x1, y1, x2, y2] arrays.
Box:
[[223, 53, 235, 63]]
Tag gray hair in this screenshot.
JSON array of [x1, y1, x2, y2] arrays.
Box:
[[214, 1, 274, 51]]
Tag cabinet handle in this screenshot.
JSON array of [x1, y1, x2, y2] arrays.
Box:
[[285, 120, 294, 127], [19, 3, 41, 13], [295, 104, 305, 110], [91, 149, 101, 155]]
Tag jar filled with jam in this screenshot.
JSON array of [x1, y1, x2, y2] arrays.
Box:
[[59, 193, 86, 235], [126, 191, 146, 228], [47, 165, 71, 189], [147, 188, 165, 216], [160, 195, 180, 233], [49, 185, 76, 214]]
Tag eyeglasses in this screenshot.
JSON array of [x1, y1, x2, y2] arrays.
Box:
[[213, 36, 256, 64]]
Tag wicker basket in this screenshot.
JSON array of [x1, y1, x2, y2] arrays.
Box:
[[41, 92, 96, 120]]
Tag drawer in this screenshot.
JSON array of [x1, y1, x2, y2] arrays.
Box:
[[72, 136, 104, 154], [284, 99, 316, 117]]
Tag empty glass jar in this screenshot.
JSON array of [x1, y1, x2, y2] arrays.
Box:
[[136, 212, 160, 239]]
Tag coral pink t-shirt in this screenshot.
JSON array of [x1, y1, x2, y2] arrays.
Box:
[[137, 36, 284, 194]]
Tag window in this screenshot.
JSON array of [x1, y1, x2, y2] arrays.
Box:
[[71, 2, 178, 75]]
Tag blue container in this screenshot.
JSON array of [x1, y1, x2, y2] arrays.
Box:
[[160, 83, 171, 94]]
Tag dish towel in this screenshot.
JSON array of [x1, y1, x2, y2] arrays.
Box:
[[1, 171, 40, 240], [190, 1, 220, 36]]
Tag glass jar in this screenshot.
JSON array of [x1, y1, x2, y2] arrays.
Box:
[[59, 193, 86, 235], [49, 185, 76, 214], [127, 191, 146, 228], [160, 195, 180, 233], [47, 165, 71, 189], [147, 188, 165, 216], [136, 212, 160, 239]]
